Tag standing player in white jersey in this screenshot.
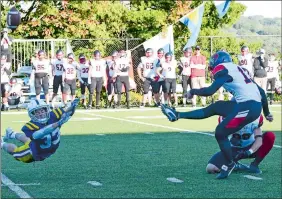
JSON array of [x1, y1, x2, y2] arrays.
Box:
[[106, 51, 118, 108], [179, 47, 192, 107], [32, 50, 51, 104], [77, 54, 91, 108], [157, 52, 178, 107], [89, 50, 107, 109], [115, 50, 131, 109], [152, 48, 165, 107], [51, 49, 65, 107], [1, 54, 12, 111], [238, 46, 254, 78], [137, 48, 157, 108], [161, 51, 273, 179], [62, 53, 79, 105], [266, 53, 280, 104]]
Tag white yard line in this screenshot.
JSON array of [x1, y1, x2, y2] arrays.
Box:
[[1, 183, 40, 186], [83, 112, 282, 149], [87, 181, 102, 187], [2, 104, 281, 115], [1, 173, 33, 198]]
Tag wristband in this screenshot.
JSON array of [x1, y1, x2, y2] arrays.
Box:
[[247, 149, 254, 155], [255, 135, 263, 139]]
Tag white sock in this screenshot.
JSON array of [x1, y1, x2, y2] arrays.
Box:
[[1, 141, 5, 149], [10, 132, 16, 139]]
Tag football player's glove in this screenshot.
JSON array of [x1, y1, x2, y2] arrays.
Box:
[[161, 104, 179, 122], [58, 112, 71, 127], [234, 150, 252, 161], [71, 98, 80, 108], [265, 113, 273, 122]]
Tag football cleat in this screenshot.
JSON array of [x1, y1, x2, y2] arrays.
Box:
[[160, 104, 179, 122], [234, 161, 250, 172], [216, 161, 236, 179], [248, 162, 262, 174], [5, 127, 14, 140]]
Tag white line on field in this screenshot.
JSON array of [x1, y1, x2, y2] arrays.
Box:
[[87, 181, 103, 187], [95, 134, 106, 136], [11, 118, 101, 123], [1, 183, 40, 186], [126, 116, 166, 119], [1, 173, 33, 198], [144, 132, 154, 134], [2, 104, 280, 115], [83, 113, 282, 149]]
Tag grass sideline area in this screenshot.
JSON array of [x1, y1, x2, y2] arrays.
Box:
[[1, 106, 281, 198]]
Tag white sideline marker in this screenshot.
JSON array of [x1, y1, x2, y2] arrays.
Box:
[[167, 177, 184, 183], [243, 175, 263, 180], [1, 173, 33, 198], [95, 134, 106, 136], [87, 181, 103, 187]]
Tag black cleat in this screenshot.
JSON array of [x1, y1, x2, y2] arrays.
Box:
[[248, 162, 262, 174], [216, 161, 236, 179]]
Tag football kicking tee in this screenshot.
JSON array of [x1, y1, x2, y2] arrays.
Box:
[[161, 51, 274, 179]]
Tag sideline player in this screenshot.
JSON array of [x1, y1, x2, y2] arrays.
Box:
[[1, 54, 12, 111], [238, 46, 254, 78], [51, 49, 65, 107], [161, 51, 273, 179], [1, 98, 79, 163], [207, 115, 275, 174]]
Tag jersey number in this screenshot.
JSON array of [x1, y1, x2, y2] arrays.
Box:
[[56, 64, 64, 71], [267, 67, 273, 73], [184, 62, 189, 68], [145, 63, 153, 69], [40, 128, 60, 149], [37, 65, 45, 70], [168, 67, 171, 71], [237, 66, 251, 84], [240, 59, 247, 65], [82, 68, 89, 73], [96, 65, 101, 71], [66, 68, 74, 74]]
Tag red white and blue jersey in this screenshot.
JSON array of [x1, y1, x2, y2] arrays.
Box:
[[21, 108, 64, 161], [219, 115, 263, 148], [212, 62, 261, 103]]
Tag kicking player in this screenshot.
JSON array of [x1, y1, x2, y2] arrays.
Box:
[[89, 50, 107, 109], [161, 51, 273, 179], [1, 98, 79, 163], [207, 115, 275, 174], [51, 49, 65, 107], [77, 54, 91, 108], [1, 54, 12, 111]]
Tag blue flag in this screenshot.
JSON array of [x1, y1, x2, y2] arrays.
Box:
[[214, 0, 231, 18], [179, 3, 205, 49]]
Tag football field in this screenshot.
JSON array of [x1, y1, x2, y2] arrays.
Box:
[[1, 106, 281, 198]]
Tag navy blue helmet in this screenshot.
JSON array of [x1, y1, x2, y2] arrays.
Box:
[[209, 51, 232, 71]]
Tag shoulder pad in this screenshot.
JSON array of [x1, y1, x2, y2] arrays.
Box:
[[212, 64, 228, 79], [22, 121, 39, 131]]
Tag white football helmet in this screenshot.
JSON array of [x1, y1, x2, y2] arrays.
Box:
[[27, 99, 50, 124]]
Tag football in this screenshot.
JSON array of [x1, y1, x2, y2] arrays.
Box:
[[6, 6, 21, 31]]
